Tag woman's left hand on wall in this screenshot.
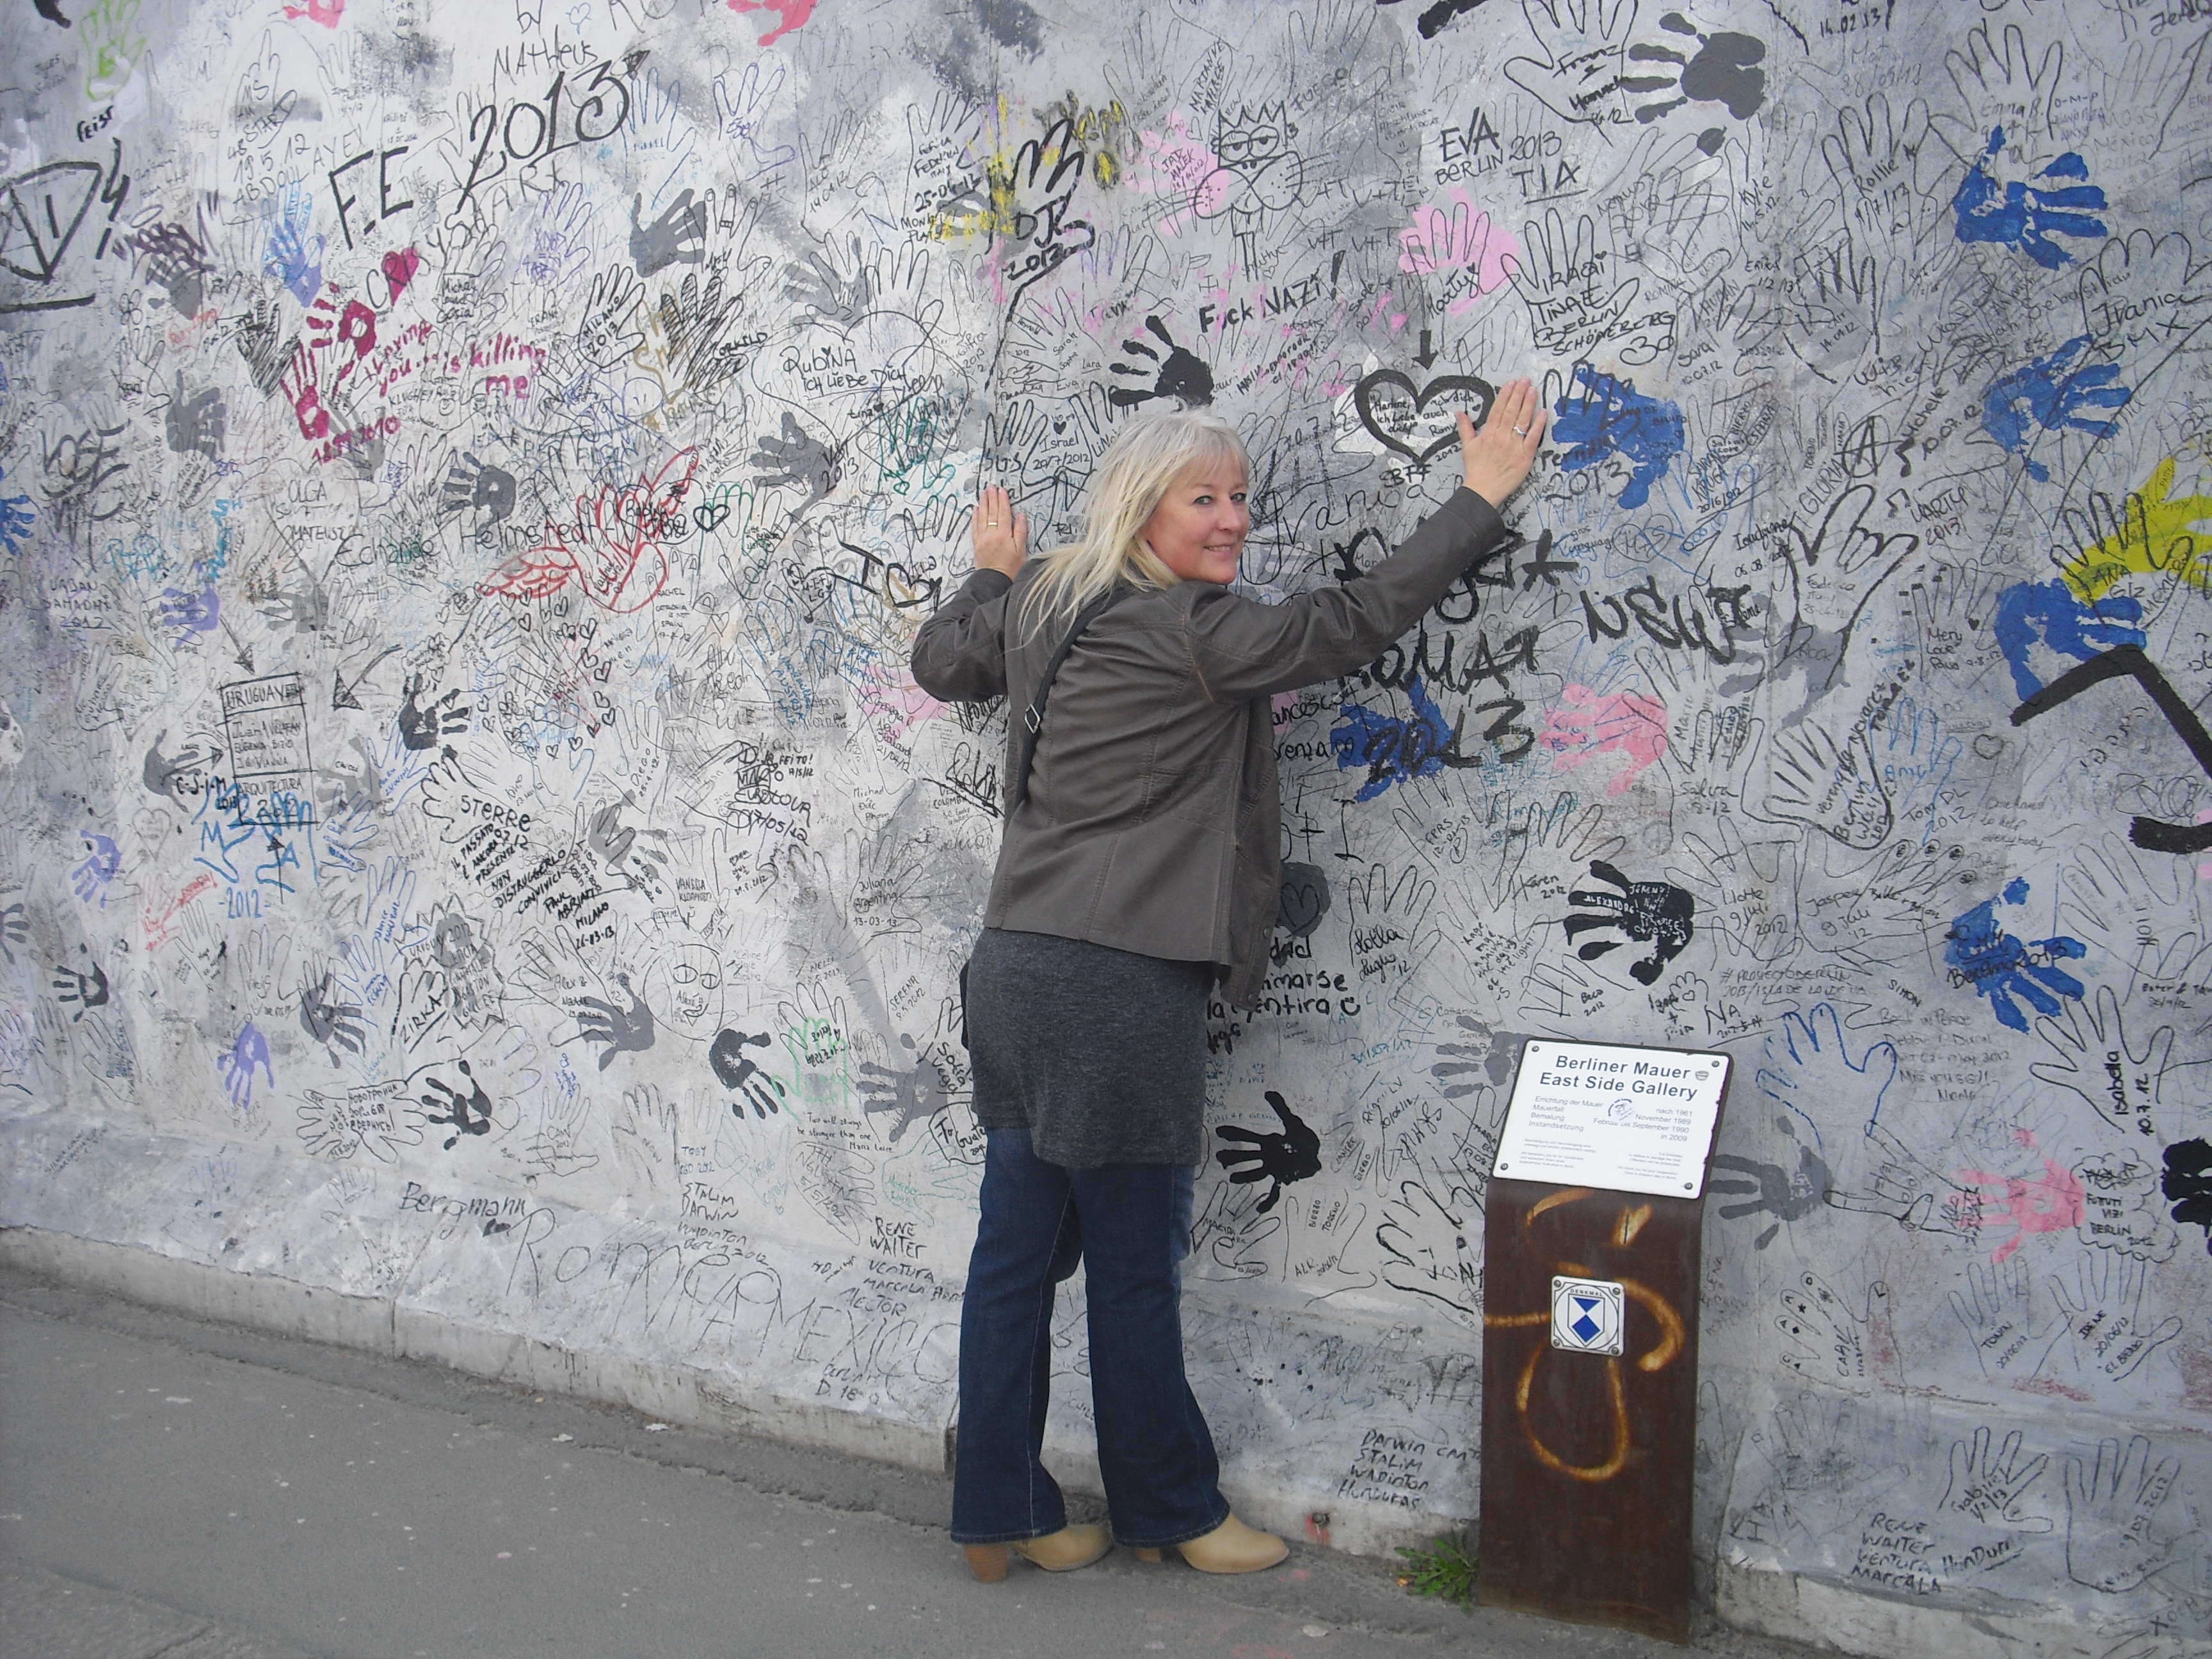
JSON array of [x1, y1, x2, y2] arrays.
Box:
[[971, 485, 1029, 578]]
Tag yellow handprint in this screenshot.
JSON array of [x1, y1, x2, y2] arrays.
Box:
[[2062, 455, 2212, 602]]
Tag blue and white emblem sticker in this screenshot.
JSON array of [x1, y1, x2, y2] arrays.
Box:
[[1551, 1276, 1625, 1356]]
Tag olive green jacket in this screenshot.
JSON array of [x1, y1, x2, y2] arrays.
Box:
[[910, 485, 1511, 1008]]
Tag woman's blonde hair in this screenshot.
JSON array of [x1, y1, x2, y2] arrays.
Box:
[[1016, 408, 1249, 638]]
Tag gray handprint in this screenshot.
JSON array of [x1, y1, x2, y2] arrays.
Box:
[[857, 1034, 946, 1142], [577, 975, 656, 1071], [751, 412, 838, 509]]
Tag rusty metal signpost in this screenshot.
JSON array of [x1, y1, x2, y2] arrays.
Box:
[[1477, 1038, 1733, 1645]]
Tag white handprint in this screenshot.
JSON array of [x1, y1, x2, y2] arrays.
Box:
[[1504, 0, 1641, 135], [2032, 986, 2192, 1141], [2065, 1436, 2186, 1593]]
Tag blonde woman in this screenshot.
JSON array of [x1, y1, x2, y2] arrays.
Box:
[[912, 380, 1546, 1582]]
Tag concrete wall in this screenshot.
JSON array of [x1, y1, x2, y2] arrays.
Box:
[[1, 0, 2208, 1649]]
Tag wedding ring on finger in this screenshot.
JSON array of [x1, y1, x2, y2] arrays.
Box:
[[1513, 424, 1530, 437]]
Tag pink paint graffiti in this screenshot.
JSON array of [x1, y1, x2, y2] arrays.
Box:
[[860, 662, 945, 746], [728, 0, 815, 46], [284, 0, 345, 26], [1539, 685, 1668, 795], [1398, 189, 1520, 314], [1950, 1155, 2086, 1264], [1125, 111, 1231, 235]]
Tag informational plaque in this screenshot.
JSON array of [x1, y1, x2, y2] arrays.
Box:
[[1491, 1039, 1731, 1199], [1479, 1038, 1734, 1644]]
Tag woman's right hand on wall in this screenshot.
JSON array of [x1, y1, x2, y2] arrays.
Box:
[[971, 484, 1029, 578], [1458, 378, 1546, 509]]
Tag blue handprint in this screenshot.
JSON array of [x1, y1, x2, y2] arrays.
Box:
[[1755, 1003, 1898, 1136], [158, 583, 220, 645], [263, 184, 325, 307], [1551, 364, 1685, 511], [0, 471, 35, 556], [1943, 877, 2087, 1032], [1982, 335, 2131, 483], [70, 830, 120, 906], [218, 1022, 275, 1112], [1992, 579, 2145, 701], [1952, 129, 2107, 271]]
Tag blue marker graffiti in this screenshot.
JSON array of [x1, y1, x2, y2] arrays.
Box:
[[1331, 677, 1470, 801], [1992, 579, 2145, 700], [1982, 335, 2131, 481], [1952, 129, 2108, 270], [1551, 364, 1685, 510], [1942, 876, 2087, 1032], [0, 468, 35, 556]]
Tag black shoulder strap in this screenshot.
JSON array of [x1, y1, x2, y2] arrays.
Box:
[[1007, 586, 1129, 812]]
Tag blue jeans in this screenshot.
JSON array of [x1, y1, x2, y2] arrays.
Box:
[[952, 1128, 1227, 1548]]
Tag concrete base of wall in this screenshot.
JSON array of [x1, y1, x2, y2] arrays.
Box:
[[1717, 1555, 2124, 1659], [0, 1222, 952, 1474], [6, 1107, 2192, 1655]]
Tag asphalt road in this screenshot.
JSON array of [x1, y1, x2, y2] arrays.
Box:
[[0, 1267, 1815, 1659]]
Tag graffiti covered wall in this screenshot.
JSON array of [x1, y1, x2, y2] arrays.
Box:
[[1, 0, 2209, 1646]]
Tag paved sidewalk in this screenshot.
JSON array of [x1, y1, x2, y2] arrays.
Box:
[[0, 1267, 1815, 1659]]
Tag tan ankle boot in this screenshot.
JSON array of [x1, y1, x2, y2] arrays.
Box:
[[1132, 1514, 1287, 1574], [1013, 1523, 1113, 1571], [965, 1523, 1113, 1580]]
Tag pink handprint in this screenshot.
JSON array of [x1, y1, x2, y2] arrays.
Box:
[[859, 661, 944, 745], [1398, 189, 1521, 315], [728, 0, 813, 46], [1539, 684, 1669, 795]]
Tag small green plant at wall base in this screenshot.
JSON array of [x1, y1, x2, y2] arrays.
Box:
[[1393, 1530, 1477, 1608]]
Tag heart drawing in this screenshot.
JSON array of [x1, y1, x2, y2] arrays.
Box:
[[1352, 370, 1497, 464]]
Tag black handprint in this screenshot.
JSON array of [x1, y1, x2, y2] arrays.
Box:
[[1108, 316, 1214, 409], [421, 1061, 495, 1150], [300, 970, 366, 1059], [751, 412, 838, 509], [577, 975, 656, 1071], [1214, 1091, 1321, 1213], [0, 902, 26, 966], [1561, 859, 1696, 984], [710, 1027, 786, 1119], [2163, 1139, 2212, 1253], [53, 948, 109, 1022], [397, 673, 469, 755]]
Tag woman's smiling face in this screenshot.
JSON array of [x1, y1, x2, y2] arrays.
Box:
[[1141, 465, 1250, 585]]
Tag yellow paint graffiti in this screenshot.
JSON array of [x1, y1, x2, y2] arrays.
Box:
[[2061, 455, 2212, 602]]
